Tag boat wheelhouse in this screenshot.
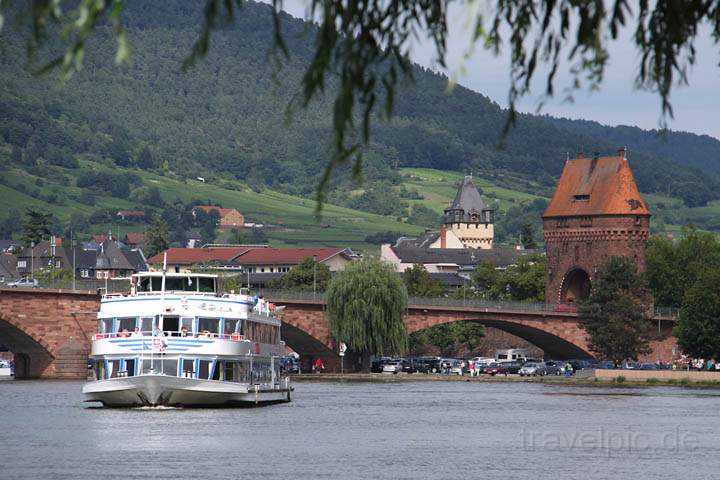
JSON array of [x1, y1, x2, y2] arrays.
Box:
[[82, 271, 292, 407]]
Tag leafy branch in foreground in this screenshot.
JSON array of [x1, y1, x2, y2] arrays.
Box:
[[4, 0, 719, 207]]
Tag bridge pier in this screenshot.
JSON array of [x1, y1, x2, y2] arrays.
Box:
[[0, 288, 99, 379]]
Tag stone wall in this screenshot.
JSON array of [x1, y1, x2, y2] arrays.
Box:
[[0, 288, 99, 378], [544, 215, 650, 303]]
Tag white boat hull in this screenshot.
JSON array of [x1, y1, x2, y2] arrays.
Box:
[[82, 375, 292, 407]]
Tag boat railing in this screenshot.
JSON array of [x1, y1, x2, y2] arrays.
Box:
[[92, 331, 248, 341], [103, 290, 223, 300]]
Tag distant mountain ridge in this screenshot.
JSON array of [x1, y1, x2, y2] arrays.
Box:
[[0, 0, 718, 210], [547, 117, 720, 176]]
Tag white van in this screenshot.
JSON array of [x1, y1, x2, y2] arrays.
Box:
[[495, 349, 527, 363]]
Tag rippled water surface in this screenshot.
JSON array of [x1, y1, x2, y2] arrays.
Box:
[[2, 380, 720, 479]]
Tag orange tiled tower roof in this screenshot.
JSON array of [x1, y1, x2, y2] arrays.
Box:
[[543, 151, 650, 218]]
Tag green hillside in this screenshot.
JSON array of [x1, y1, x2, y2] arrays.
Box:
[[1, 0, 718, 248]]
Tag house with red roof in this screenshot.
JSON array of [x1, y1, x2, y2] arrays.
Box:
[[192, 205, 245, 229], [147, 246, 358, 274], [123, 232, 145, 247], [146, 246, 255, 273], [233, 247, 358, 273]]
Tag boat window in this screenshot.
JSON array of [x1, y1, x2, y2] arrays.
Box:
[[198, 277, 215, 293], [180, 358, 195, 378], [138, 276, 152, 292], [197, 359, 212, 379], [160, 359, 178, 377], [141, 359, 163, 375], [108, 360, 124, 378], [118, 317, 136, 334], [236, 360, 250, 383], [125, 358, 136, 377], [164, 277, 184, 291], [140, 317, 155, 334], [198, 318, 220, 336], [223, 361, 235, 382], [161, 316, 180, 336], [94, 360, 106, 380], [251, 358, 271, 384], [98, 318, 113, 335], [180, 317, 195, 336], [223, 319, 239, 336]]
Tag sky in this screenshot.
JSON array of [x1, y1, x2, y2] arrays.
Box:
[[271, 1, 720, 140]]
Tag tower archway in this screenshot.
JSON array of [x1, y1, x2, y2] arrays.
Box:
[[560, 268, 591, 304]]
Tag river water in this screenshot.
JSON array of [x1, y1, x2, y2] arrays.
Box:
[[1, 379, 719, 479]]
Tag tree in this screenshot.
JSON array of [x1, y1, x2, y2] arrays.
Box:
[[145, 217, 169, 257], [577, 256, 654, 363], [675, 268, 720, 359], [136, 146, 157, 170], [274, 256, 331, 292], [410, 322, 486, 357], [20, 208, 52, 246], [502, 255, 546, 302], [471, 262, 500, 299], [0, 208, 22, 238], [326, 258, 408, 371], [645, 227, 720, 308], [520, 223, 537, 249], [402, 264, 444, 297], [10, 1, 713, 206]]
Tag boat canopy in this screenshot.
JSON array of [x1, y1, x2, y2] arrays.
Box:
[[132, 272, 218, 294]]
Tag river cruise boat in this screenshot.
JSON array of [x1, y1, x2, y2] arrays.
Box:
[[82, 271, 291, 407]]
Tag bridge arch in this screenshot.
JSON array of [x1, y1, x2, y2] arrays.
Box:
[[280, 321, 339, 371], [0, 317, 54, 378], [404, 310, 594, 360], [409, 318, 592, 359]]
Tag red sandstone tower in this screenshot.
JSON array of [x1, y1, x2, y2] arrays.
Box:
[[543, 148, 651, 304]]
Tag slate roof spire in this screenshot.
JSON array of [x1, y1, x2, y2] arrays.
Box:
[[443, 175, 494, 224]]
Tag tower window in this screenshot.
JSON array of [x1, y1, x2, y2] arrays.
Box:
[[573, 194, 590, 201]]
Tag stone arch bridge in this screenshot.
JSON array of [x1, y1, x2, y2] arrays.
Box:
[[273, 294, 678, 372], [0, 288, 677, 377]]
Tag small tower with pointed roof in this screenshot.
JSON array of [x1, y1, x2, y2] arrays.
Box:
[[437, 175, 494, 249], [543, 148, 651, 304]]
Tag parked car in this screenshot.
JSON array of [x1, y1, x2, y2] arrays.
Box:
[[544, 361, 561, 376], [519, 362, 547, 376], [382, 359, 404, 374], [371, 357, 393, 373], [400, 359, 416, 374], [482, 363, 508, 376], [410, 357, 437, 373], [426, 358, 442, 374], [7, 278, 39, 288], [470, 357, 495, 368], [448, 359, 466, 375], [504, 360, 525, 374]]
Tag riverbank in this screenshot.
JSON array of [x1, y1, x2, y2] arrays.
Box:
[[290, 371, 720, 388]]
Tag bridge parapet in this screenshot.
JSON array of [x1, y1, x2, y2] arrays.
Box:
[[264, 290, 678, 321]]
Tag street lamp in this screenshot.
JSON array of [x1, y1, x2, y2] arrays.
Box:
[[72, 230, 76, 291], [30, 241, 35, 281], [313, 254, 318, 299]]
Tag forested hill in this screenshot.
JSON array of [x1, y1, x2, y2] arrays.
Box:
[[0, 0, 718, 208], [547, 117, 720, 177]]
